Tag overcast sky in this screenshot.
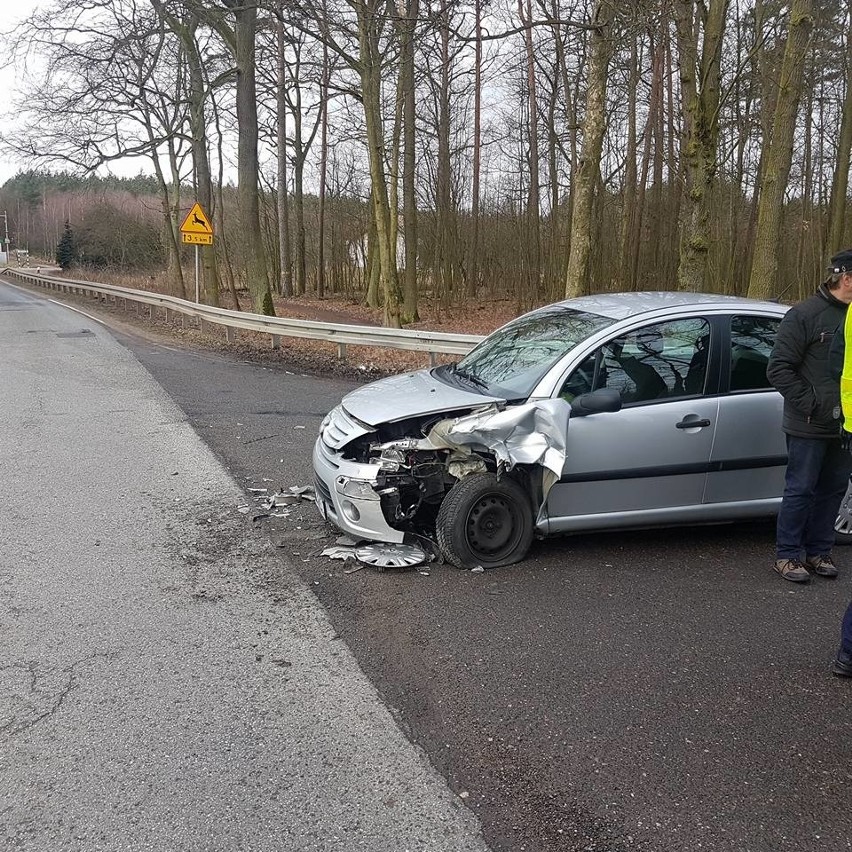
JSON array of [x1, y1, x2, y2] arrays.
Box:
[[0, 0, 43, 184]]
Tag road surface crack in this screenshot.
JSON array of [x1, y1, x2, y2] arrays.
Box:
[[0, 651, 115, 736]]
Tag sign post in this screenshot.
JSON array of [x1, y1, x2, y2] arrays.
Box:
[[179, 203, 214, 303]]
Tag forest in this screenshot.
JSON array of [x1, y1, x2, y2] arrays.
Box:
[[1, 0, 849, 326]]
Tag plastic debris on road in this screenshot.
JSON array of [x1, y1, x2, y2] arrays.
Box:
[[321, 546, 360, 561], [319, 542, 429, 572], [354, 542, 428, 569], [240, 484, 318, 519]]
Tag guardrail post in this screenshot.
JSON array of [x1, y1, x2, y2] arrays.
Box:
[[180, 314, 186, 330], [149, 305, 153, 319], [164, 308, 171, 323], [337, 342, 347, 361], [199, 318, 208, 334], [271, 334, 280, 350], [429, 351, 437, 367], [225, 326, 236, 343]]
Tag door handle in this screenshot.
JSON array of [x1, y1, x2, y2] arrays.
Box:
[[676, 417, 711, 429]]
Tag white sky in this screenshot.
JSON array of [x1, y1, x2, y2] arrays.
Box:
[[0, 0, 45, 184]]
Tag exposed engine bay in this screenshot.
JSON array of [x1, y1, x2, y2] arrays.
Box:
[[327, 399, 572, 541], [337, 413, 478, 538]]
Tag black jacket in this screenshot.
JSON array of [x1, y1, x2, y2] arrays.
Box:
[[766, 284, 848, 438]]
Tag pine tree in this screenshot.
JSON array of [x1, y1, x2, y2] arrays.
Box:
[[56, 220, 75, 269]]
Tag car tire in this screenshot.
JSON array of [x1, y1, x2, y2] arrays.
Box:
[[436, 472, 534, 569], [835, 479, 852, 545]]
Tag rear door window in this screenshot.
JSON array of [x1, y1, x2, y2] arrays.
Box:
[[729, 315, 779, 392]]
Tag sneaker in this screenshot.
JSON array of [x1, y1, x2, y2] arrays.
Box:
[[773, 558, 811, 583], [805, 554, 839, 578], [832, 649, 852, 678]]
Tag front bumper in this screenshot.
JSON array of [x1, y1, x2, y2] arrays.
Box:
[[312, 437, 404, 543]]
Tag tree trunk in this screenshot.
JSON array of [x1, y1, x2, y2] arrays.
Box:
[[317, 36, 329, 300], [618, 36, 639, 290], [435, 2, 456, 308], [357, 2, 402, 327], [291, 74, 308, 297], [401, 0, 419, 322], [827, 15, 852, 255], [468, 0, 483, 299], [674, 0, 729, 292], [519, 0, 541, 295], [365, 187, 381, 308], [748, 0, 814, 300], [233, 0, 272, 313], [276, 12, 293, 297], [565, 0, 615, 298]]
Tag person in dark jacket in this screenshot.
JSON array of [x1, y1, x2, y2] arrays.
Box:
[[766, 249, 852, 582]]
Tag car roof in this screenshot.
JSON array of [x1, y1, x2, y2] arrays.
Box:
[[548, 291, 785, 321]]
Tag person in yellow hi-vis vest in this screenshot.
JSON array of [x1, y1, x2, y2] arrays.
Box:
[[767, 249, 852, 584], [828, 253, 852, 676]]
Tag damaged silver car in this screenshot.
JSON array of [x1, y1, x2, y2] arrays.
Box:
[[313, 292, 795, 568]]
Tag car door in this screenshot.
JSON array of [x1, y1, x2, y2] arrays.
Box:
[[703, 313, 787, 510], [544, 316, 719, 533]]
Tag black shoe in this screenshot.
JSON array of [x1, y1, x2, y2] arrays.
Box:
[[805, 554, 839, 578], [832, 650, 852, 678]]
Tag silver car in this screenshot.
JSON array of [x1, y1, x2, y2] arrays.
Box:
[[313, 291, 843, 568]]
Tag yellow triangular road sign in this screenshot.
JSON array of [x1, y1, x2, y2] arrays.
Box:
[[180, 202, 213, 235]]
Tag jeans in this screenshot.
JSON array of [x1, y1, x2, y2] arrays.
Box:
[[776, 435, 852, 560]]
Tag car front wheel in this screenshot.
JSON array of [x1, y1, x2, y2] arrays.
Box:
[[436, 472, 534, 568]]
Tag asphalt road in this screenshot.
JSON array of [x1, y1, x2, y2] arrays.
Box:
[[12, 281, 852, 852], [0, 282, 489, 852]]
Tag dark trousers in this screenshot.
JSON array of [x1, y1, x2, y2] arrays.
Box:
[[841, 601, 852, 655], [776, 435, 851, 560]]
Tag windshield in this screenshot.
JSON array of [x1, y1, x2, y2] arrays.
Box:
[[452, 306, 614, 398]]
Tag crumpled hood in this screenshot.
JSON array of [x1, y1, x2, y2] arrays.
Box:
[[342, 368, 505, 426]]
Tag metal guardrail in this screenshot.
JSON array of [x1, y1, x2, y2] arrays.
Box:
[[5, 268, 484, 362]]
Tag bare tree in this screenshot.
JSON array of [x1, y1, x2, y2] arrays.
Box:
[[826, 7, 852, 256], [5, 0, 192, 297], [151, 0, 222, 306], [199, 0, 273, 313], [564, 0, 615, 298], [674, 0, 729, 292]]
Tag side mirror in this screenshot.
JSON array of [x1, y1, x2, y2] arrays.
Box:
[[570, 388, 622, 418]]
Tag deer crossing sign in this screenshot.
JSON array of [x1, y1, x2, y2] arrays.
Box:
[[180, 203, 214, 245]]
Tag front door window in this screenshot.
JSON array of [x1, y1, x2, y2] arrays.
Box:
[[561, 318, 710, 404]]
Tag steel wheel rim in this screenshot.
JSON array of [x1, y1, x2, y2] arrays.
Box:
[[465, 492, 523, 560]]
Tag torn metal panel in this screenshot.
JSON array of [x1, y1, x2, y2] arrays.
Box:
[[321, 546, 360, 561], [261, 486, 317, 511], [425, 399, 571, 482]]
